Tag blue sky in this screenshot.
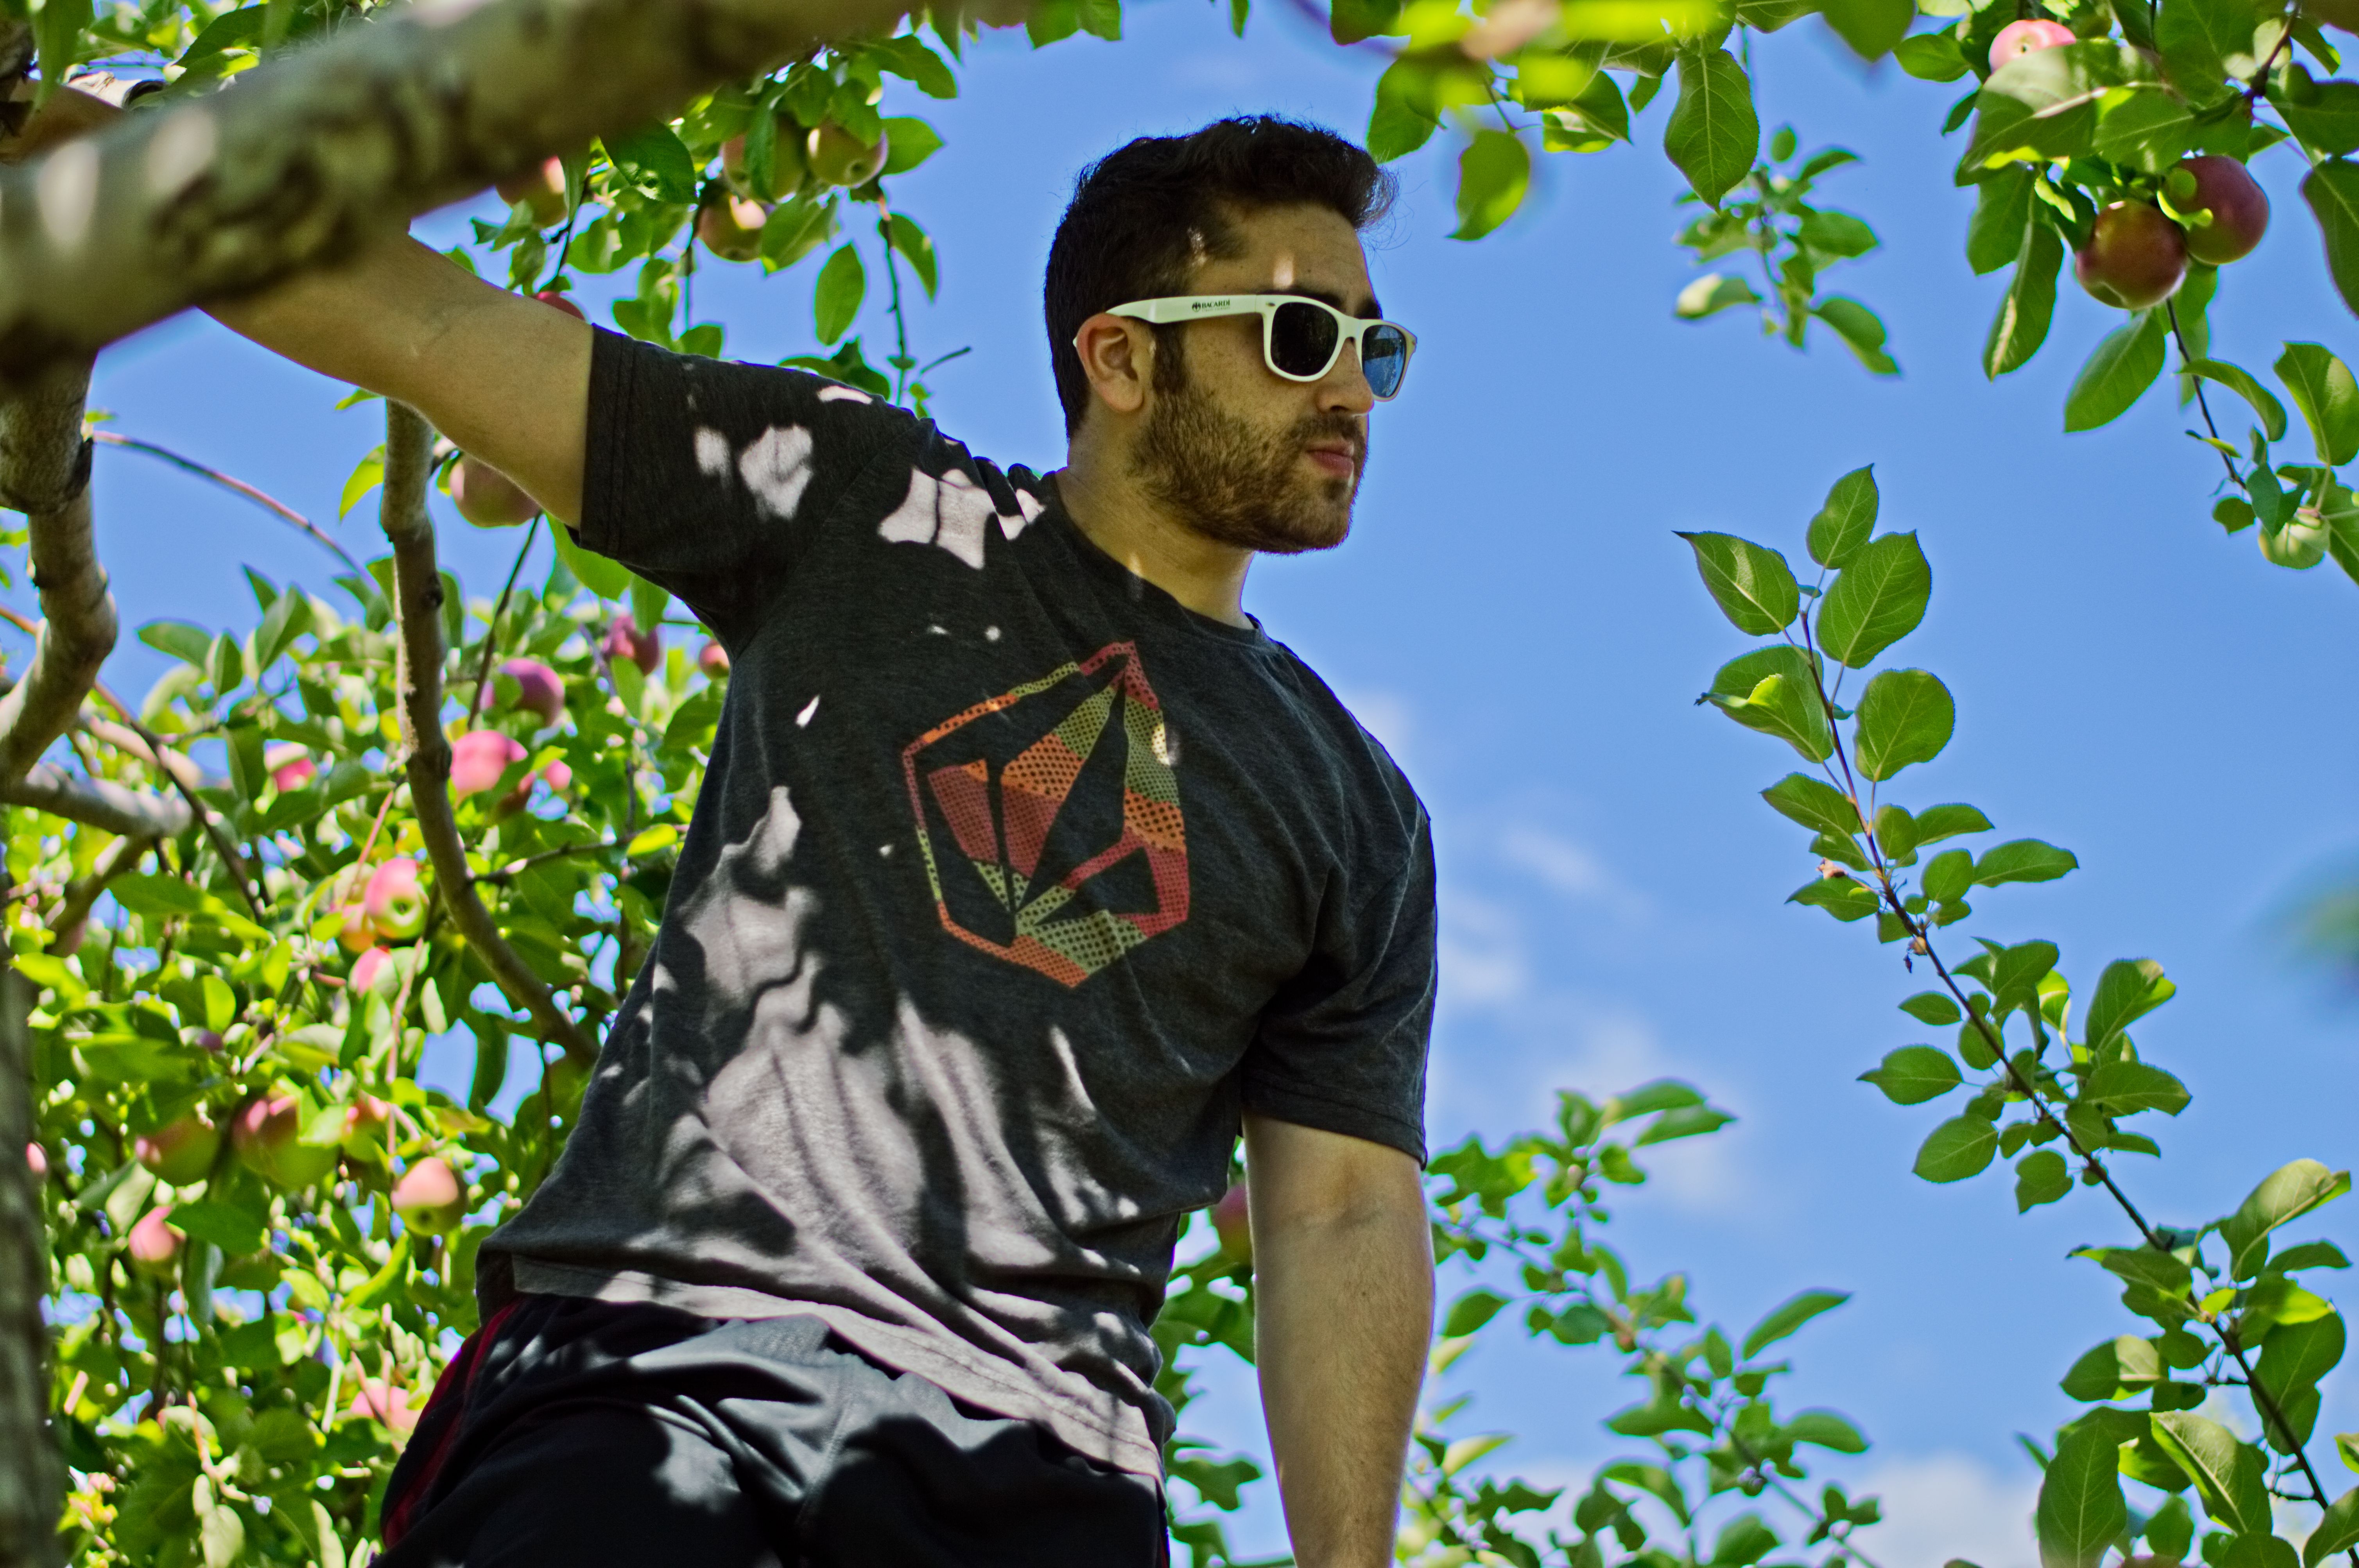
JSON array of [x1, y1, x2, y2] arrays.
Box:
[[45, 5, 2359, 1561]]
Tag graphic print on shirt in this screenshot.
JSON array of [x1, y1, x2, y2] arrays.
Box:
[[902, 642, 1188, 987]]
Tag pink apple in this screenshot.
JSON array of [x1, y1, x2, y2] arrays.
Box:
[[392, 1156, 468, 1235], [450, 455, 541, 528], [349, 1378, 421, 1434], [25, 1142, 46, 1179], [700, 641, 730, 676], [1212, 1182, 1251, 1264], [134, 1113, 222, 1187], [499, 658, 565, 727], [364, 857, 427, 940], [341, 1095, 392, 1162], [538, 759, 572, 792], [127, 1206, 181, 1277], [351, 946, 397, 998], [496, 157, 570, 226], [1990, 18, 2075, 69], [604, 611, 661, 675], [450, 729, 527, 797], [232, 1095, 339, 1190], [265, 742, 314, 791], [534, 290, 586, 320]]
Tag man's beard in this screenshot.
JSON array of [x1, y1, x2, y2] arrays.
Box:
[[1128, 375, 1366, 557]]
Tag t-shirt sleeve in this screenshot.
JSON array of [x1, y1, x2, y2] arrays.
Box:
[[574, 328, 914, 639], [1240, 809, 1437, 1164]]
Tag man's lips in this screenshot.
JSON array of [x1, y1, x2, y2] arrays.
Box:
[[1305, 441, 1361, 477]]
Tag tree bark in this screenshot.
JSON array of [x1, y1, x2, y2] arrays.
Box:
[[0, 843, 61, 1568], [0, 0, 918, 381], [378, 402, 596, 1060], [0, 367, 112, 786], [0, 764, 190, 839]]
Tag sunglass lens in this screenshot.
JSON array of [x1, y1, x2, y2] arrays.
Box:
[[1362, 326, 1409, 398], [1269, 301, 1341, 378]]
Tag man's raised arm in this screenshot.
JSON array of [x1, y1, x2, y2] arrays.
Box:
[[211, 235, 593, 525], [1244, 1112, 1435, 1568]]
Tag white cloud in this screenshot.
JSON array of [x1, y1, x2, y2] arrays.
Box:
[[1438, 887, 1531, 1009], [1848, 1452, 2038, 1568], [1498, 823, 1652, 921]]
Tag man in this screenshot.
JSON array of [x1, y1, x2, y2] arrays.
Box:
[[223, 114, 1437, 1566]]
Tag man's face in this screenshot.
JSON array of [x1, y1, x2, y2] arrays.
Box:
[[1127, 202, 1383, 557]]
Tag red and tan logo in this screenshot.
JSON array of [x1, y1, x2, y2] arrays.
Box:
[[901, 642, 1188, 987]]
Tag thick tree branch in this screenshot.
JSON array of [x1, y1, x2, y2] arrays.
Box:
[[0, 0, 918, 379], [0, 763, 190, 839], [378, 401, 593, 1059], [0, 365, 113, 785]]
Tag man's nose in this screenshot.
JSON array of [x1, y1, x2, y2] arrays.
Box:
[[1318, 342, 1377, 415]]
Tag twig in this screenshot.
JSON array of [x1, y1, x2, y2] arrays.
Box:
[[89, 431, 367, 578], [471, 836, 617, 885], [465, 515, 541, 720], [2163, 300, 2240, 488], [375, 401, 593, 1059]]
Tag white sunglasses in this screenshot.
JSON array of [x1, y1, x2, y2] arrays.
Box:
[[1104, 294, 1417, 400]]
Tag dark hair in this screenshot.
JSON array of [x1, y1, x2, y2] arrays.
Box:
[[1043, 116, 1396, 437]]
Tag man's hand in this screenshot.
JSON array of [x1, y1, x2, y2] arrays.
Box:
[[1243, 1112, 1434, 1568]]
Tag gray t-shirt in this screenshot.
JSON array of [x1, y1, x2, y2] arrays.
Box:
[[476, 329, 1437, 1476]]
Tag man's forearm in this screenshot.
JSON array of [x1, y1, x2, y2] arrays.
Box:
[[1248, 1119, 1434, 1568]]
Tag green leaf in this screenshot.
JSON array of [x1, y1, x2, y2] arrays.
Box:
[[1808, 465, 1879, 569], [1854, 669, 1956, 780], [2017, 1148, 2073, 1211], [865, 38, 959, 98], [2282, 82, 2359, 157], [1961, 42, 2144, 174], [2059, 1335, 2162, 1401], [1901, 991, 1962, 1025], [1986, 218, 2064, 378], [1782, 1409, 1869, 1453], [1633, 1104, 1737, 1145], [1711, 1512, 1782, 1567], [2221, 1160, 2354, 1280], [2302, 161, 2359, 318], [1760, 774, 1861, 841], [2256, 1313, 2346, 1406], [2153, 0, 2259, 105], [253, 587, 313, 673], [2083, 1060, 2190, 1115], [2036, 1423, 2129, 1568], [1675, 273, 1764, 319], [35, 0, 93, 106], [2083, 957, 2174, 1047], [1895, 30, 1970, 80], [1789, 874, 1882, 921], [2339, 1433, 2359, 1473], [603, 124, 700, 204], [2088, 88, 2198, 173], [1923, 847, 1974, 904], [1442, 1287, 1510, 1337], [2064, 311, 2169, 432], [1452, 130, 1531, 240], [880, 116, 946, 176], [2276, 342, 2359, 465], [1814, 297, 1900, 376], [1860, 1045, 1963, 1106], [1740, 1289, 1851, 1359], [1972, 839, 2079, 888], [165, 1201, 265, 1258], [884, 212, 938, 299], [1663, 47, 1759, 208], [138, 621, 213, 668], [339, 446, 385, 520], [1816, 532, 1932, 668], [2183, 360, 2289, 440], [1914, 1115, 1999, 1182], [1819, 0, 1911, 57], [1679, 532, 1801, 633], [1705, 646, 1834, 761], [813, 245, 866, 344], [2148, 1413, 2271, 1535], [550, 521, 632, 600], [1987, 938, 2060, 1014], [2307, 1486, 2359, 1568], [1915, 804, 1995, 843], [1968, 168, 2037, 276]]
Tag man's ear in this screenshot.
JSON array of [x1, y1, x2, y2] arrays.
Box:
[[1073, 314, 1154, 419]]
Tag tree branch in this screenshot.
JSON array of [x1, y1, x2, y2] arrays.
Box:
[[0, 364, 113, 785], [377, 401, 593, 1059], [0, 836, 61, 1568], [0, 0, 922, 381], [89, 430, 365, 579], [48, 830, 153, 956], [0, 763, 190, 839]]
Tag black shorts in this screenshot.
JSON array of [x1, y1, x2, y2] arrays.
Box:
[[378, 1295, 1167, 1567]]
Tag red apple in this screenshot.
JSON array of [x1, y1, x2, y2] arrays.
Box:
[[699, 641, 730, 676], [1212, 1182, 1251, 1264], [25, 1142, 46, 1179], [534, 290, 585, 320], [495, 156, 569, 227], [341, 1095, 393, 1162], [450, 455, 541, 528], [604, 611, 661, 675], [351, 946, 398, 999], [127, 1206, 181, 1277], [538, 760, 573, 793], [499, 658, 565, 727], [2074, 202, 2188, 308], [134, 1113, 222, 1187], [808, 122, 888, 189], [697, 193, 771, 263], [364, 857, 428, 940], [722, 120, 814, 200], [2172, 155, 2268, 264], [265, 742, 314, 792], [1990, 18, 2076, 70], [450, 730, 527, 797], [392, 1156, 468, 1235], [232, 1095, 339, 1190]]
